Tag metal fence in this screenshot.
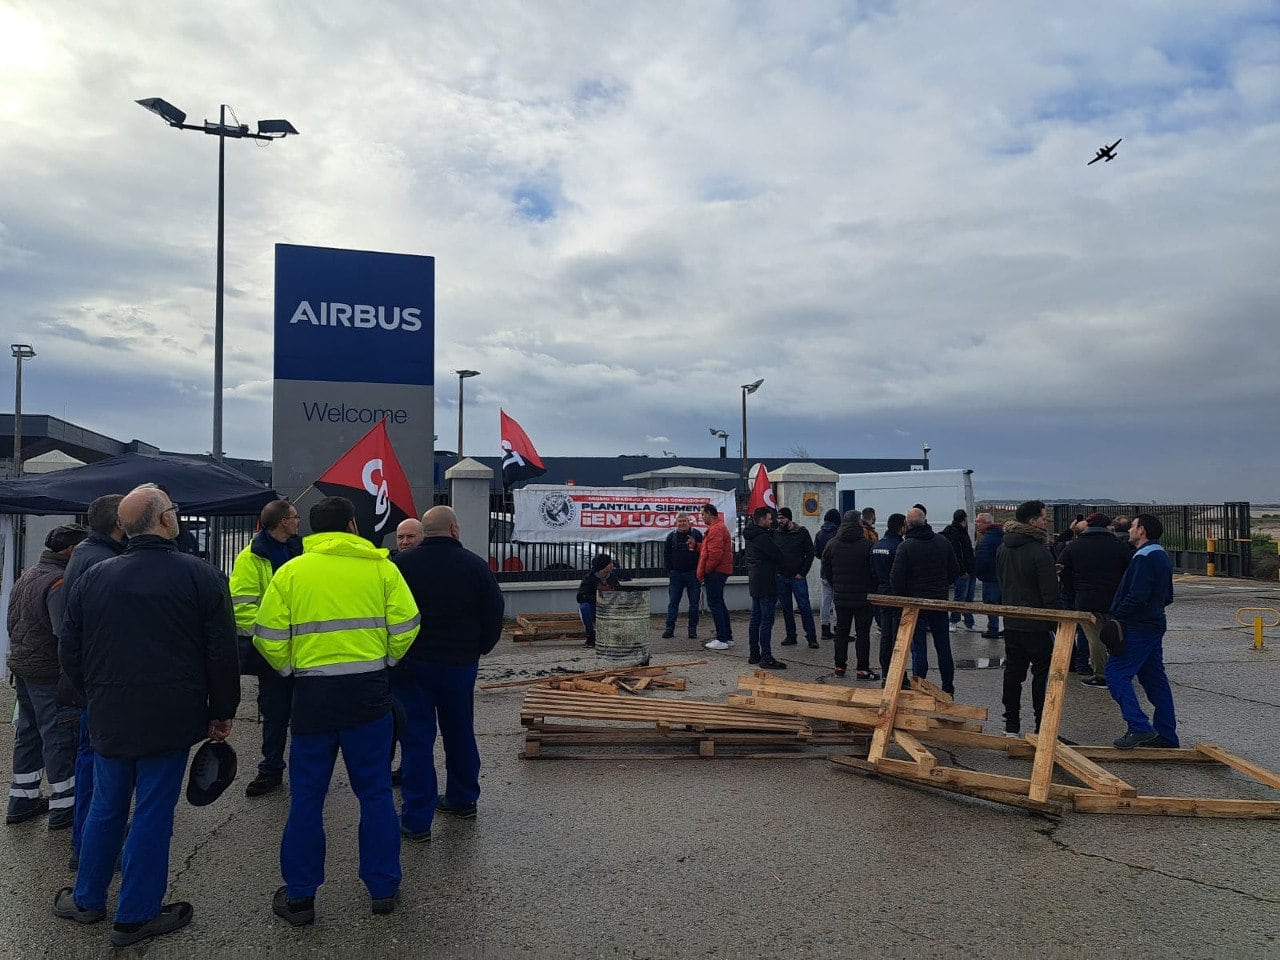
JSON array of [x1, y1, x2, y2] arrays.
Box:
[[977, 501, 1254, 578]]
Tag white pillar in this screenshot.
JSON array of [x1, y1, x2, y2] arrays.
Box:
[[446, 457, 493, 561], [769, 462, 839, 609]]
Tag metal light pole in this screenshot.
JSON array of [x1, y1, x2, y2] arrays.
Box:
[[10, 344, 35, 478], [137, 98, 298, 461], [740, 378, 764, 491], [709, 427, 728, 459], [923, 443, 931, 470], [455, 370, 480, 460]]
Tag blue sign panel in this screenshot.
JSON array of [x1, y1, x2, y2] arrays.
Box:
[[274, 243, 434, 385]]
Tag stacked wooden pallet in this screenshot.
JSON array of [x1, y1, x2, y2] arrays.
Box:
[[519, 686, 869, 759], [511, 613, 588, 643]]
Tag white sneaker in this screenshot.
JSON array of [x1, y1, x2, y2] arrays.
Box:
[[705, 640, 730, 650], [949, 622, 960, 632]]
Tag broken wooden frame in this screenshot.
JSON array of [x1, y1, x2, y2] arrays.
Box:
[[824, 595, 1280, 819]]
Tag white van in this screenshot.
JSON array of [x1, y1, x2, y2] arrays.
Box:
[[835, 469, 976, 533]]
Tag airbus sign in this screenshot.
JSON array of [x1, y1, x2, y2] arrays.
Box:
[[289, 301, 424, 331]]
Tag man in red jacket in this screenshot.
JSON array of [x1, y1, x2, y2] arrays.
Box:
[[697, 504, 735, 651]]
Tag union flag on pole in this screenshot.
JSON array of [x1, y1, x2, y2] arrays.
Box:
[[313, 418, 417, 544], [745, 462, 776, 515], [500, 410, 546, 488]]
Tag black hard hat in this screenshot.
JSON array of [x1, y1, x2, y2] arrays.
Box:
[[186, 740, 237, 806]]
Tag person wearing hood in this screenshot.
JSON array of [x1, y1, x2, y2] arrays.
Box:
[[744, 506, 787, 670], [995, 500, 1061, 737], [254, 496, 420, 927], [972, 513, 1005, 639], [576, 553, 629, 648], [813, 509, 842, 641], [229, 499, 303, 797], [890, 507, 960, 695], [870, 513, 907, 681], [6, 524, 89, 830], [821, 511, 878, 679]]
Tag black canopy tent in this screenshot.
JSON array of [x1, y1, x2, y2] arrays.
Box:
[[0, 453, 280, 516]]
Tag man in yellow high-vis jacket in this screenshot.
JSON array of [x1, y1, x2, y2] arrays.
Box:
[[254, 496, 420, 927], [229, 499, 301, 797]]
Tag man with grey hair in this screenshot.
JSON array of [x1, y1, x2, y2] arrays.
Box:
[[57, 484, 239, 948], [890, 506, 960, 695]]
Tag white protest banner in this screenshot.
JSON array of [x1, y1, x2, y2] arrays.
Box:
[[513, 485, 738, 544]]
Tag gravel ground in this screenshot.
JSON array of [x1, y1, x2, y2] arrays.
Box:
[[2, 574, 1277, 960]]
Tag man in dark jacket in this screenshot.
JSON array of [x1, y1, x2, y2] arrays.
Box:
[[870, 513, 906, 680], [744, 506, 786, 670], [995, 500, 1060, 737], [942, 509, 976, 631], [51, 494, 126, 868], [661, 512, 702, 640], [6, 524, 88, 829], [576, 553, 629, 648], [821, 511, 877, 679], [1059, 513, 1131, 688], [773, 507, 818, 649], [972, 513, 1004, 639], [890, 507, 960, 694], [57, 484, 239, 948], [1107, 514, 1177, 749], [393, 506, 504, 834], [812, 509, 841, 640]]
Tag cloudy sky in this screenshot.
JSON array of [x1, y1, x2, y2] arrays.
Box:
[[3, 1, 1278, 502]]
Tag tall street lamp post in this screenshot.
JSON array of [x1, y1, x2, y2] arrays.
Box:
[[455, 370, 480, 460], [923, 443, 931, 470], [10, 344, 35, 479], [136, 98, 298, 462], [740, 378, 764, 492]]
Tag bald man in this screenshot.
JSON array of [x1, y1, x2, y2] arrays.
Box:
[[58, 484, 239, 948], [391, 506, 504, 837], [393, 518, 424, 555]]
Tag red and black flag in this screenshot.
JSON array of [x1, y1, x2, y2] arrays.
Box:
[[313, 419, 417, 544], [500, 410, 546, 488]]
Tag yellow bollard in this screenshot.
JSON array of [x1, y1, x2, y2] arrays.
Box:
[[1205, 536, 1215, 577], [1257, 617, 1266, 650]]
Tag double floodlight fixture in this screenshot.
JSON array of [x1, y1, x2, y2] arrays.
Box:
[[708, 427, 728, 439], [456, 369, 481, 380], [741, 378, 764, 395], [136, 97, 299, 141], [11, 344, 36, 360]]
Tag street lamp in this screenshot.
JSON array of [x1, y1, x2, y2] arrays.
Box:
[[10, 344, 35, 479], [455, 370, 480, 459], [709, 427, 729, 459], [740, 378, 764, 490], [136, 97, 298, 462], [922, 443, 931, 470]]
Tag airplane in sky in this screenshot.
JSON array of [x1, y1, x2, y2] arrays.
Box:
[[1087, 139, 1122, 165]]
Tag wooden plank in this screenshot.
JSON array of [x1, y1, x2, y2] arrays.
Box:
[[870, 756, 1087, 801], [570, 679, 620, 696], [830, 756, 1064, 815], [893, 730, 936, 771], [735, 674, 988, 721], [481, 660, 706, 690], [1070, 746, 1212, 763], [910, 677, 953, 704], [1195, 744, 1280, 790], [867, 606, 919, 763], [724, 693, 972, 734], [1072, 795, 1280, 819], [1025, 734, 1136, 797], [913, 726, 1036, 758], [520, 689, 813, 733], [1028, 619, 1077, 803], [866, 595, 1095, 624]]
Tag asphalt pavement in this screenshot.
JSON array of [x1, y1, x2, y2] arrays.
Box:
[[2, 575, 1277, 959]]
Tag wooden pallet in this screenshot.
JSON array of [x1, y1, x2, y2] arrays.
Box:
[[481, 660, 709, 692], [511, 613, 589, 643], [824, 595, 1280, 819], [518, 686, 875, 759]]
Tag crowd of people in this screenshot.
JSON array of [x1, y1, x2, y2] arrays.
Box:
[[6, 487, 502, 948], [653, 499, 1177, 751]]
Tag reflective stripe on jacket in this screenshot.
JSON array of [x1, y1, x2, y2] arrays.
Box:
[[253, 531, 420, 678], [229, 530, 302, 636]]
